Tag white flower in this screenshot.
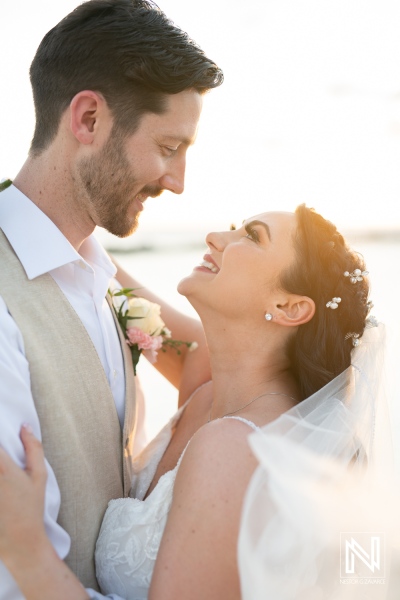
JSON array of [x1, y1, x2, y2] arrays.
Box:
[[126, 297, 165, 336], [189, 341, 198, 352]]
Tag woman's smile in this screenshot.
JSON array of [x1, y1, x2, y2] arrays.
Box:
[[195, 254, 220, 274]]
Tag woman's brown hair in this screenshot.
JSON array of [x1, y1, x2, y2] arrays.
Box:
[[281, 204, 370, 399]]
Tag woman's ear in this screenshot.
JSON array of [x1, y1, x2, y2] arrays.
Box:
[[69, 91, 108, 145], [273, 295, 315, 327]]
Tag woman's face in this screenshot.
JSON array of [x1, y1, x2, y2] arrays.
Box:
[[178, 211, 298, 320]]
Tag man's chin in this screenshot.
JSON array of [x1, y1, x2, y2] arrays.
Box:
[[105, 216, 140, 239]]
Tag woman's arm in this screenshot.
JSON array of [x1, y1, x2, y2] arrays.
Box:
[[0, 426, 90, 600], [148, 419, 258, 600], [0, 421, 258, 600], [112, 258, 211, 405]]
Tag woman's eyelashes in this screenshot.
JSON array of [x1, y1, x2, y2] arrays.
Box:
[[244, 224, 260, 242]]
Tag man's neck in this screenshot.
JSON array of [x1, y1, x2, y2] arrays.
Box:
[[13, 155, 95, 251]]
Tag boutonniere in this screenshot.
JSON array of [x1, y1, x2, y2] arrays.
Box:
[[108, 287, 198, 375]]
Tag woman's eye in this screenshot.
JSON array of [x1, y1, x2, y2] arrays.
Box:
[[245, 226, 260, 242]]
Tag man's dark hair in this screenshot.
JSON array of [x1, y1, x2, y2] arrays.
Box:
[[29, 0, 223, 155]]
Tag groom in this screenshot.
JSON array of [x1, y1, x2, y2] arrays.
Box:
[[0, 0, 222, 597]]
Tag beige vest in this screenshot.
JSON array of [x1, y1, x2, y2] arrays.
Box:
[[0, 229, 137, 590]]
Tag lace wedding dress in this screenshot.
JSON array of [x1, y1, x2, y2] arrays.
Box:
[[95, 394, 259, 600], [96, 322, 399, 600]]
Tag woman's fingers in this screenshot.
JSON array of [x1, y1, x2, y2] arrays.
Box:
[[20, 424, 47, 486], [0, 425, 48, 564], [0, 446, 17, 475]]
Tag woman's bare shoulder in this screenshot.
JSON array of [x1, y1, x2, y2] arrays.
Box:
[[176, 417, 259, 495]]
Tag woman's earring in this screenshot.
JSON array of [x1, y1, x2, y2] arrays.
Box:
[[265, 313, 273, 321]]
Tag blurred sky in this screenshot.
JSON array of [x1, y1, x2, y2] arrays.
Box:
[[2, 0, 400, 240]]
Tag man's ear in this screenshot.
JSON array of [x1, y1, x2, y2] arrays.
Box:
[[273, 295, 315, 327], [69, 91, 108, 145]]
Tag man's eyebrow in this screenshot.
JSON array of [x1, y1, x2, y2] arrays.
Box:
[[243, 219, 272, 241]]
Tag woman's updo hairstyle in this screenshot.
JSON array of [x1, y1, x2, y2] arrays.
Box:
[[280, 204, 370, 400]]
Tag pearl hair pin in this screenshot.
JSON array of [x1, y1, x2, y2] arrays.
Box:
[[344, 268, 369, 284], [326, 297, 341, 309], [345, 332, 360, 347]]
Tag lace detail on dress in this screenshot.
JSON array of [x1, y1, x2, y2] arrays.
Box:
[[95, 384, 210, 600], [95, 466, 178, 600]]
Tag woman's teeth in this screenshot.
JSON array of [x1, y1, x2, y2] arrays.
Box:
[[200, 260, 219, 273]]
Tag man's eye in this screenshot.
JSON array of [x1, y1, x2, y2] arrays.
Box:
[[163, 146, 177, 156]]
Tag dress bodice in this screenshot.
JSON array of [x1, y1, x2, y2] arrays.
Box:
[[95, 403, 260, 600]]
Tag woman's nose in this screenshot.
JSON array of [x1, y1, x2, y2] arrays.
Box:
[[205, 230, 228, 252]]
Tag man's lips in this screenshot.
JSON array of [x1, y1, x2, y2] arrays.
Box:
[[134, 194, 148, 211], [134, 188, 163, 210]]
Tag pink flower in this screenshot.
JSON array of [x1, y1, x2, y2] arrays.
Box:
[[126, 327, 163, 364], [126, 326, 153, 349]]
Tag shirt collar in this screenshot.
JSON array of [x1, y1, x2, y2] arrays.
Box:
[[0, 184, 116, 281]]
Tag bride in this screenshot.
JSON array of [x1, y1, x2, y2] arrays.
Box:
[[0, 204, 390, 599]]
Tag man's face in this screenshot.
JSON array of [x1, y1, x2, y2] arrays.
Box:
[[76, 89, 203, 237]]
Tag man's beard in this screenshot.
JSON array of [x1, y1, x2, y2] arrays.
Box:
[[76, 129, 161, 238]]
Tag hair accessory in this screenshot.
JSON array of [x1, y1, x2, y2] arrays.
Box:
[[326, 297, 341, 309], [344, 269, 369, 284], [265, 313, 273, 321], [345, 332, 360, 347], [366, 315, 378, 328]]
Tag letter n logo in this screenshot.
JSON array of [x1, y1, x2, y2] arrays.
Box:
[[340, 532, 385, 578]]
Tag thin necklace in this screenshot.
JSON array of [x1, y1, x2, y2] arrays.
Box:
[[208, 391, 297, 422]]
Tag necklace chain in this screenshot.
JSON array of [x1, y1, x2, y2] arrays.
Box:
[[208, 391, 297, 422]]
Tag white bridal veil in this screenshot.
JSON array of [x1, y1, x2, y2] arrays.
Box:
[[238, 322, 400, 599]]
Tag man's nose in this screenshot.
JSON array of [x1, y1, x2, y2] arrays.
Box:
[[159, 156, 186, 195]]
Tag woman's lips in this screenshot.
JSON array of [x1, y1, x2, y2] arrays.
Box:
[[195, 254, 220, 273]]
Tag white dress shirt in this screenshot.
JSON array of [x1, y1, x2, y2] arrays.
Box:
[[0, 185, 126, 599]]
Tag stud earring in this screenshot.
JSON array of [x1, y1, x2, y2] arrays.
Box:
[[265, 313, 273, 321]]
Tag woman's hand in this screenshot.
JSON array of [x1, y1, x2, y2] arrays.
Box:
[[0, 425, 89, 599], [0, 424, 48, 566]]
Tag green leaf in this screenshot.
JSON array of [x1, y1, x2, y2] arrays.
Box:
[[115, 287, 143, 298], [0, 179, 12, 192], [130, 345, 142, 376]]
